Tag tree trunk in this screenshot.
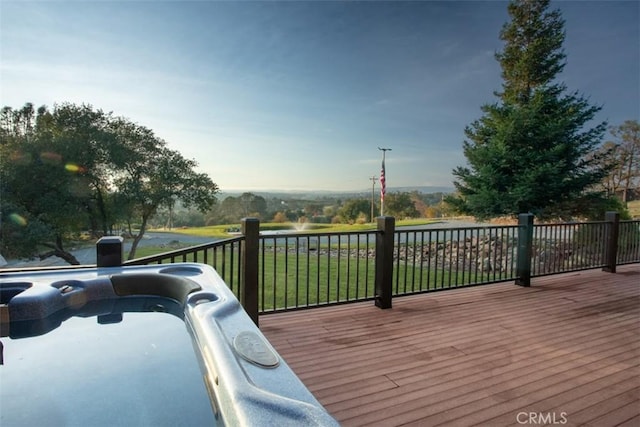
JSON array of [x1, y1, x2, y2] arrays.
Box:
[[95, 186, 109, 236], [127, 216, 149, 260], [39, 235, 80, 265]]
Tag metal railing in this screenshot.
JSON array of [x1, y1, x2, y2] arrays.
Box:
[[618, 220, 640, 265], [530, 221, 609, 276], [258, 231, 378, 313], [119, 213, 639, 323], [392, 225, 520, 295]]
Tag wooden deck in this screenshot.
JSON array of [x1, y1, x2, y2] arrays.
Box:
[[260, 264, 640, 427]]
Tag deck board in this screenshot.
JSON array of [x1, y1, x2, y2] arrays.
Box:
[[260, 265, 640, 426]]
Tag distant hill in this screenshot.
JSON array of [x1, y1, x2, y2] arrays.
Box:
[[219, 186, 454, 200], [384, 186, 454, 194]]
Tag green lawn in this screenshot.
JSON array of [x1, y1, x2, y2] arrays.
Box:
[[259, 250, 505, 311]]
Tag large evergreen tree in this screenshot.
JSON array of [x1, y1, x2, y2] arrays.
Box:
[[448, 0, 609, 220]]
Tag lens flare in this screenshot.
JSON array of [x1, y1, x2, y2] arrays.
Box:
[[8, 213, 27, 226], [40, 151, 63, 165], [10, 150, 32, 165], [65, 163, 86, 173]]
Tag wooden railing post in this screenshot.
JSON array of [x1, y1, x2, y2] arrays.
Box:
[[375, 216, 395, 309], [603, 211, 620, 273], [515, 213, 534, 287], [96, 236, 123, 267], [241, 217, 260, 326]]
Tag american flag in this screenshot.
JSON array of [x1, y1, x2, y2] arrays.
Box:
[[380, 157, 386, 201]]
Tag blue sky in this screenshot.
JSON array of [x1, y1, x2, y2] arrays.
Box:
[[1, 0, 638, 192]]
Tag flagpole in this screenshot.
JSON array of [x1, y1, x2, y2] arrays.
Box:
[[369, 175, 378, 222], [378, 147, 391, 216]]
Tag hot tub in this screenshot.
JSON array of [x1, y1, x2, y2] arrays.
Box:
[[0, 263, 338, 426]]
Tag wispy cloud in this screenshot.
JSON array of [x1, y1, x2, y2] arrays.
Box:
[[1, 0, 636, 191]]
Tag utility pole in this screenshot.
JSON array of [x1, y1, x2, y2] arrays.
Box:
[[378, 147, 392, 216], [369, 176, 378, 222]]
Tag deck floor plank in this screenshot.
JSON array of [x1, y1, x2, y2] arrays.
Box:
[[260, 264, 640, 426]]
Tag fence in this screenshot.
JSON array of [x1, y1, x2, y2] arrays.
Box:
[[120, 212, 640, 325]]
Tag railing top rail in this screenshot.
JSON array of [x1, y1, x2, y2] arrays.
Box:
[[0, 264, 97, 275], [123, 235, 244, 265], [258, 229, 380, 239], [395, 224, 520, 233], [533, 221, 608, 226]]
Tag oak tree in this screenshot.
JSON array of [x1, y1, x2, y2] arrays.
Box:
[[594, 120, 640, 202], [1, 102, 218, 263]]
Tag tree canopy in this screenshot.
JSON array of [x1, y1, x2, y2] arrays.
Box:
[[448, 0, 610, 220], [382, 192, 420, 219], [338, 198, 372, 223], [212, 192, 267, 224], [1, 102, 219, 263]]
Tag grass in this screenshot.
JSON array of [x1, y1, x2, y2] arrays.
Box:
[[257, 251, 503, 312]]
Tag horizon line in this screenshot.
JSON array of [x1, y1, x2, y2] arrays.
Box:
[[219, 185, 455, 194]]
